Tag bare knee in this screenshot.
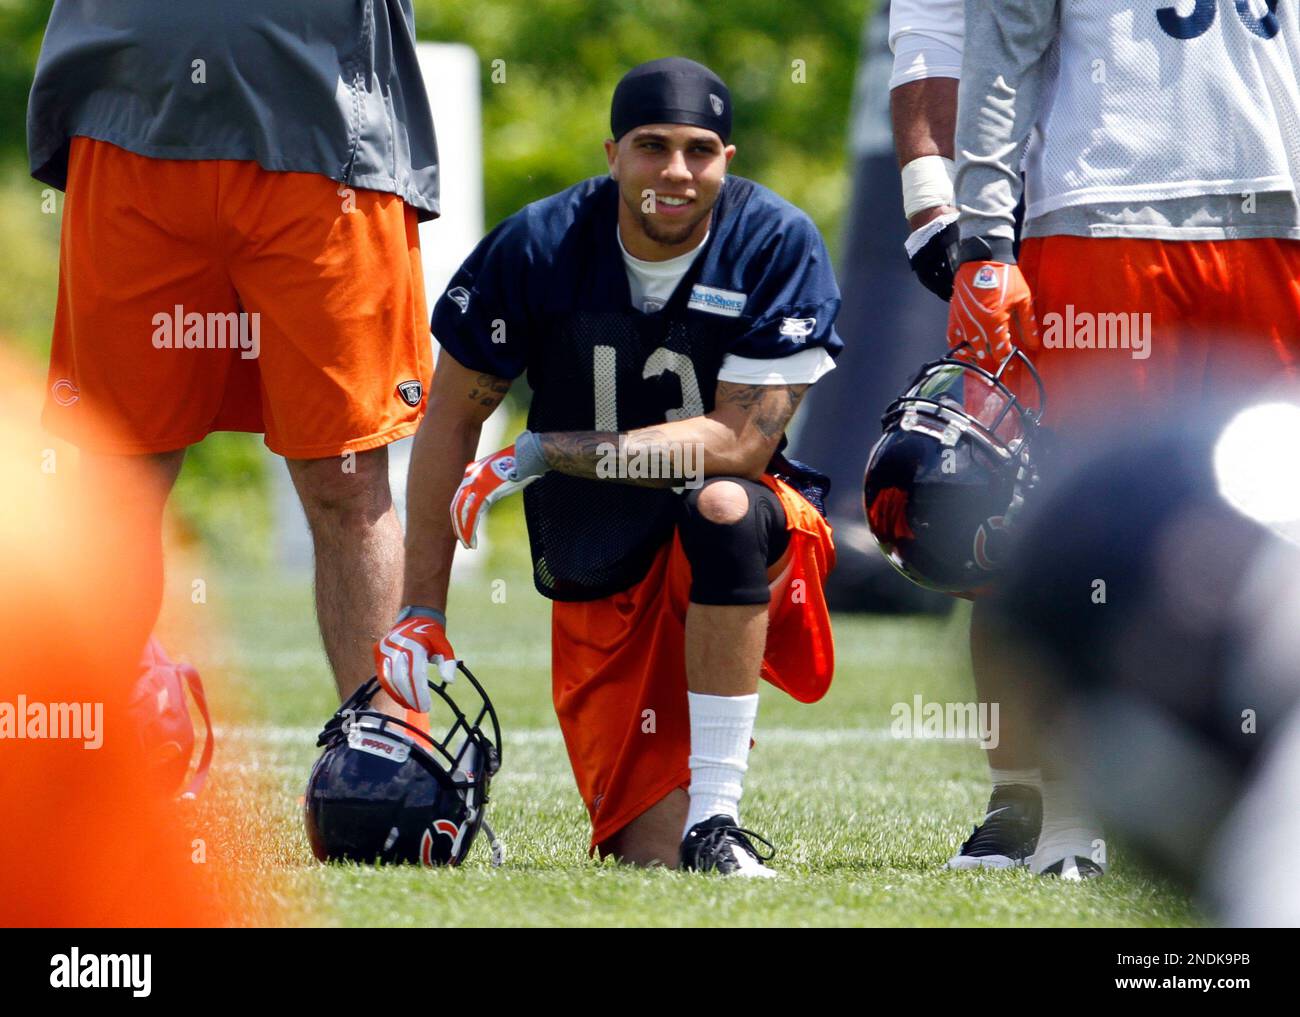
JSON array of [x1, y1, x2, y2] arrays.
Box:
[[694, 479, 749, 525], [287, 447, 392, 531]]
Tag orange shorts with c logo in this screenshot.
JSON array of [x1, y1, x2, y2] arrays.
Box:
[[43, 137, 432, 458]]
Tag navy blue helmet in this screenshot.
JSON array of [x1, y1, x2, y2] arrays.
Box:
[[305, 663, 502, 867], [863, 344, 1046, 594]]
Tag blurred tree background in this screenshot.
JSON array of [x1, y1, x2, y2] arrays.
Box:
[[0, 0, 871, 563]]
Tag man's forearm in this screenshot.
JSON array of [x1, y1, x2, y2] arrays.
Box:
[[892, 76, 959, 231], [535, 380, 807, 485], [401, 411, 483, 612], [954, 0, 1059, 246], [537, 417, 757, 486]]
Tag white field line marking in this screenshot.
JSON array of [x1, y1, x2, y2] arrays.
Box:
[[214, 649, 552, 670], [215, 725, 979, 745]]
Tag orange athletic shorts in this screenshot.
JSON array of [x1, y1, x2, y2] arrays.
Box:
[[1015, 235, 1300, 429], [42, 137, 432, 458], [550, 473, 836, 849]]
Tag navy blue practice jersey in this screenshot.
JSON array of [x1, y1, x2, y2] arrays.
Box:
[[432, 174, 842, 601]]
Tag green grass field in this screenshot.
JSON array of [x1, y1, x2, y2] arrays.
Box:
[[166, 558, 1201, 928]]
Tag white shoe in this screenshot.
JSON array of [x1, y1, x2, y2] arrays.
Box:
[[1029, 823, 1108, 879]]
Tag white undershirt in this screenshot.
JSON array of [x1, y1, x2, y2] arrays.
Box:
[[617, 226, 836, 386], [619, 226, 709, 315]]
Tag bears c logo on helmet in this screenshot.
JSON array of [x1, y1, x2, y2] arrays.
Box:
[[972, 515, 1008, 571], [420, 820, 466, 866]]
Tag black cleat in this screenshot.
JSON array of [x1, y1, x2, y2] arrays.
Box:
[[680, 815, 777, 878], [947, 784, 1042, 870]]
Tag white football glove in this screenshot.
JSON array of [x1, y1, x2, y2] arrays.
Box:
[[374, 608, 458, 713]]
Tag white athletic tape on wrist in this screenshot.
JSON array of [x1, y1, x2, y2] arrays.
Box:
[[903, 210, 959, 259], [900, 155, 956, 220]]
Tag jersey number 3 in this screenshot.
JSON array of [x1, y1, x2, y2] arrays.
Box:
[[592, 345, 705, 430], [1157, 0, 1280, 40]]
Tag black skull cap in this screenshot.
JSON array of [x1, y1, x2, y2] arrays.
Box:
[[611, 57, 732, 143]]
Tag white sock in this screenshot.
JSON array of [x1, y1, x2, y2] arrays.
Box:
[[990, 767, 1041, 791], [683, 691, 758, 837]]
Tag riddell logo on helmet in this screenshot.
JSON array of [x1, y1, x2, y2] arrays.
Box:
[[347, 725, 411, 763]]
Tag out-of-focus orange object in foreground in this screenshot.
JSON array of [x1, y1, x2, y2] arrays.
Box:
[[0, 350, 232, 926]]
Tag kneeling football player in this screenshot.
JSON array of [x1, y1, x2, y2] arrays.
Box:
[[376, 58, 842, 875]]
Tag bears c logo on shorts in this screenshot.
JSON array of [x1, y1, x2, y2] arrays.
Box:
[[51, 379, 80, 406]]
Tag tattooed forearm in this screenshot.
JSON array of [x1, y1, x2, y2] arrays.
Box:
[[715, 381, 809, 439], [466, 373, 510, 409], [537, 429, 685, 487], [534, 383, 809, 486]]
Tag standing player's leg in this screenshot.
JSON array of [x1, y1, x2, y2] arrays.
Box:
[[43, 139, 251, 658], [951, 235, 1193, 877], [81, 449, 188, 655], [223, 168, 432, 709], [286, 449, 404, 700], [947, 602, 1043, 869]]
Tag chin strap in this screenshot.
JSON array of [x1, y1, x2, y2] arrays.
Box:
[[480, 818, 506, 868]]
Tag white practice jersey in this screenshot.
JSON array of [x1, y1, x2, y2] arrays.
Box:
[[888, 0, 964, 87], [957, 0, 1300, 241], [1028, 1, 1300, 219]]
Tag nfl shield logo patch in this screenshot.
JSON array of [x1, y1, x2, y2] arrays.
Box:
[[396, 380, 423, 407]]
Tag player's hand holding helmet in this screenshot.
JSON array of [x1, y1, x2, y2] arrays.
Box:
[[375, 607, 457, 712], [450, 433, 548, 550], [947, 239, 1039, 364]]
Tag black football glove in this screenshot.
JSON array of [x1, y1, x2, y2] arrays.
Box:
[[905, 212, 960, 302]]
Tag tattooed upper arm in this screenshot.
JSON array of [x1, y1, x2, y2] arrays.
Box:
[[428, 347, 512, 427], [714, 380, 810, 443], [466, 372, 511, 411]]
